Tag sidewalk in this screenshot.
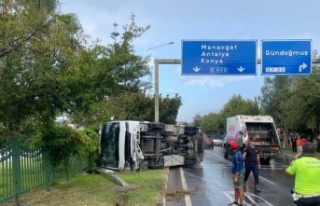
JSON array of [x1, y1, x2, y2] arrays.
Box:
[[280, 148, 320, 158], [280, 149, 297, 157]]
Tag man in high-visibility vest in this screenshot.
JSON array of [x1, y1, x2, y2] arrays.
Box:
[[285, 142, 320, 206]]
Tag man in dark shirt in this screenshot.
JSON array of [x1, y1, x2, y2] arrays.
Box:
[[243, 138, 261, 192], [291, 137, 297, 153]]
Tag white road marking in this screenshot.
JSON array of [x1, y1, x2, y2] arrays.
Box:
[[180, 167, 192, 206], [246, 192, 274, 206], [224, 191, 274, 206], [205, 149, 278, 185], [260, 176, 276, 185], [201, 149, 291, 205], [223, 191, 235, 204]]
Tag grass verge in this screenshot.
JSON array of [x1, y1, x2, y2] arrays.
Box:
[[3, 169, 167, 206]]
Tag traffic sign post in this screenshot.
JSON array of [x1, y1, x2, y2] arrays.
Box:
[[261, 40, 312, 75], [181, 40, 257, 75]]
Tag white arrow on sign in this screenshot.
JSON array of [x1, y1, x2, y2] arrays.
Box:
[[193, 66, 201, 73], [299, 62, 307, 72], [237, 66, 245, 72]]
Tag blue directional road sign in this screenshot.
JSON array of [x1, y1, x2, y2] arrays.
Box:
[[261, 40, 312, 75], [181, 40, 257, 75]]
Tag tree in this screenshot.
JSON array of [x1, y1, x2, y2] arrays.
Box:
[[220, 94, 260, 119], [192, 114, 202, 127], [104, 91, 154, 122], [0, 0, 182, 143], [0, 0, 59, 58], [159, 93, 182, 124], [195, 94, 260, 136], [200, 112, 224, 135], [260, 76, 293, 127], [69, 15, 181, 126], [0, 0, 104, 169], [259, 54, 320, 141], [281, 67, 320, 135], [104, 14, 151, 95], [0, 0, 87, 135]]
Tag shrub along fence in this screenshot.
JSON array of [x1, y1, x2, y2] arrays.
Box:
[[0, 138, 88, 205]]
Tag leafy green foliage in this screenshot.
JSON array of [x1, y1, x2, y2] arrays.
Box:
[[0, 2, 182, 172], [194, 94, 260, 135], [0, 0, 86, 128], [200, 113, 224, 135], [103, 91, 182, 124], [32, 123, 98, 168], [159, 94, 182, 124], [79, 128, 99, 169], [260, 76, 293, 127], [280, 67, 320, 133], [220, 94, 260, 118], [192, 114, 202, 127]]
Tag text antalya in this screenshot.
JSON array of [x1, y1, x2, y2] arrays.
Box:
[[200, 44, 238, 64]]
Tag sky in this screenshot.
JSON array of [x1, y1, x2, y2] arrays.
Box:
[[61, 0, 320, 122]]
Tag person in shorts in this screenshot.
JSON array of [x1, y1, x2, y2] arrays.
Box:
[[228, 141, 245, 206]]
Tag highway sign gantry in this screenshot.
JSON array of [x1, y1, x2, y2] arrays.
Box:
[[261, 40, 312, 75], [181, 40, 257, 76]]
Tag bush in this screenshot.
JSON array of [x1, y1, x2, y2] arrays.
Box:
[[79, 128, 99, 169], [32, 123, 99, 169]]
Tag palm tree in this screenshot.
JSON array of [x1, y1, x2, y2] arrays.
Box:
[[0, 0, 83, 58]]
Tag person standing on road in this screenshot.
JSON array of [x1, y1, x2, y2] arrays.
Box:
[[312, 138, 317, 146], [243, 137, 261, 192], [285, 142, 320, 206], [291, 136, 297, 153], [302, 137, 309, 144], [228, 141, 244, 206], [296, 136, 303, 154]]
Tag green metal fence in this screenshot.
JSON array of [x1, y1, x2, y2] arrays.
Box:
[[0, 139, 88, 205]]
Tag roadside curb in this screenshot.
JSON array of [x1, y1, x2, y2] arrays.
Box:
[[280, 149, 320, 158], [158, 168, 169, 206]]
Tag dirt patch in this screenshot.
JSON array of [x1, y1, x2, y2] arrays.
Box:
[[106, 184, 141, 192], [165, 187, 199, 201], [109, 185, 142, 206]]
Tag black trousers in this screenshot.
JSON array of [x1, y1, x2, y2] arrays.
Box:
[[292, 145, 297, 152], [244, 162, 259, 185], [296, 196, 320, 206]]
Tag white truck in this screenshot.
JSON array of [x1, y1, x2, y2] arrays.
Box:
[[98, 120, 204, 170], [223, 115, 281, 164]]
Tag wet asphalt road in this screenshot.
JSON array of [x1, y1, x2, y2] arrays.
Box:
[[165, 146, 297, 206]]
